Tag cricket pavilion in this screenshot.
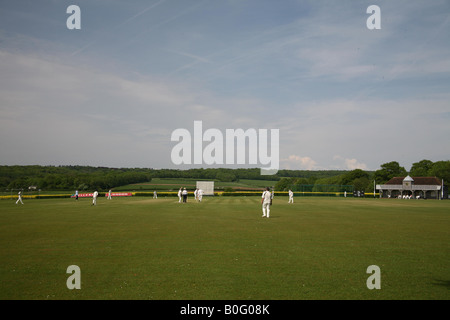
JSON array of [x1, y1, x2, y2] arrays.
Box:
[[376, 176, 446, 199]]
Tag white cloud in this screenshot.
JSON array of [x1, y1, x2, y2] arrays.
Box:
[[281, 155, 320, 170], [281, 154, 368, 171], [333, 156, 368, 170]]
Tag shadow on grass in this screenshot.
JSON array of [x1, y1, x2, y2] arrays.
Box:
[[432, 279, 450, 290]]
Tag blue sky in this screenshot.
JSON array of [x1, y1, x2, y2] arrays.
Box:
[[0, 0, 449, 172]]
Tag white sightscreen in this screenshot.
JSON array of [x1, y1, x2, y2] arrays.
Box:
[[196, 181, 214, 196]]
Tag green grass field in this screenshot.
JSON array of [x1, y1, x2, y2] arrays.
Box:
[[0, 196, 449, 300]]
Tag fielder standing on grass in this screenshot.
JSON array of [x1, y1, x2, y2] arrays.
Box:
[[178, 187, 182, 203], [107, 189, 112, 200], [92, 190, 98, 206], [261, 187, 271, 218], [288, 189, 294, 203]]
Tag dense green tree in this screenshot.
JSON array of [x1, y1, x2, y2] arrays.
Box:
[[294, 177, 314, 186], [341, 169, 370, 185], [353, 177, 370, 191], [409, 159, 434, 176], [274, 177, 295, 191], [429, 161, 450, 183], [373, 161, 407, 184]]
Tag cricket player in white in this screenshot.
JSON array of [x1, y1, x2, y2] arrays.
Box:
[[261, 187, 271, 218], [198, 189, 203, 202], [288, 189, 294, 203], [178, 188, 182, 203], [107, 190, 112, 200], [16, 191, 24, 204], [194, 188, 198, 201], [92, 191, 99, 205]]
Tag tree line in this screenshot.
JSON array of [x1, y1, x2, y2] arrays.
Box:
[[1, 160, 448, 192], [0, 166, 349, 191], [0, 166, 275, 191], [0, 166, 151, 191], [275, 168, 373, 192]]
